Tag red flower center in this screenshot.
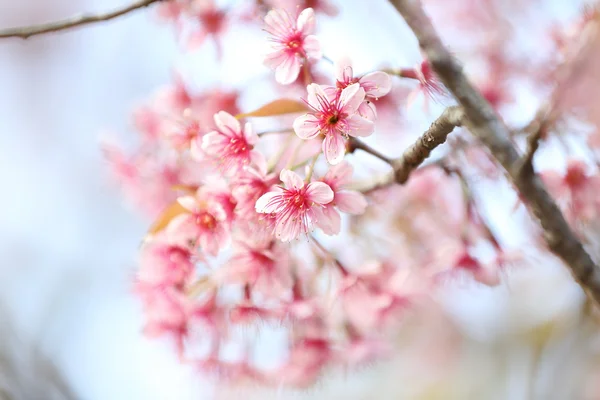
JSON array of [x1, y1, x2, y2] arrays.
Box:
[[196, 211, 217, 230]]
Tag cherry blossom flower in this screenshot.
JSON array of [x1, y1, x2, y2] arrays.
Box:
[[264, 8, 322, 84], [269, 0, 339, 17], [167, 187, 232, 256], [404, 59, 446, 109], [293, 83, 374, 164], [318, 161, 368, 235], [255, 169, 334, 241], [195, 111, 261, 172], [137, 236, 196, 289], [231, 158, 278, 220]]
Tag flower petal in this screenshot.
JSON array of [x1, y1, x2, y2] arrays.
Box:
[[275, 55, 301, 85], [323, 133, 346, 165], [335, 190, 368, 214], [293, 114, 321, 140], [243, 122, 258, 144], [346, 114, 374, 138], [280, 169, 304, 190], [334, 56, 353, 83], [296, 8, 315, 33], [338, 83, 365, 114], [201, 131, 223, 154], [360, 71, 392, 97], [324, 161, 354, 188], [315, 206, 341, 235], [306, 181, 334, 204], [303, 35, 322, 59], [214, 111, 241, 136], [177, 196, 198, 211], [255, 191, 281, 214]]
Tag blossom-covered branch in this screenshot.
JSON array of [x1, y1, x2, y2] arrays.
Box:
[[389, 0, 600, 305], [0, 0, 164, 39]]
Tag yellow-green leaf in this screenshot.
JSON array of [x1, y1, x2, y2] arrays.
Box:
[[147, 201, 189, 236], [236, 99, 309, 119]]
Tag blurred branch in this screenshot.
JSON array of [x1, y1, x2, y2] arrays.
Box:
[[518, 14, 600, 173], [389, 0, 600, 306], [348, 138, 394, 165], [0, 0, 164, 39]]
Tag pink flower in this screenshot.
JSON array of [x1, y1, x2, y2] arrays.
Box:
[[335, 57, 392, 99], [293, 83, 374, 164], [195, 111, 261, 172], [215, 238, 292, 296], [404, 59, 445, 109], [264, 8, 322, 85], [255, 169, 334, 241], [167, 187, 231, 256], [137, 237, 196, 289], [231, 158, 278, 220], [318, 161, 368, 235]]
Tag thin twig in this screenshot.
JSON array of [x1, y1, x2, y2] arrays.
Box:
[[389, 0, 600, 306], [0, 0, 164, 39], [348, 138, 394, 165]]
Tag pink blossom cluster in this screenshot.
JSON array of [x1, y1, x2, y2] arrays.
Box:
[[102, 1, 600, 391]]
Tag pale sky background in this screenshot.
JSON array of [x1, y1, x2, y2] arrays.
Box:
[[0, 0, 592, 399]]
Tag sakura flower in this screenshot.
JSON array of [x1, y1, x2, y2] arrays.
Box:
[[264, 8, 322, 85], [334, 57, 392, 120], [195, 111, 261, 172], [293, 83, 374, 164], [318, 161, 368, 235], [167, 187, 231, 256], [255, 169, 334, 241], [404, 59, 446, 109], [231, 157, 278, 220], [137, 237, 195, 289]]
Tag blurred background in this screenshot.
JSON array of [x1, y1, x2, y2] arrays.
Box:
[[0, 0, 598, 399]]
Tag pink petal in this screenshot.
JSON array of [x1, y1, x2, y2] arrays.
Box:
[[201, 131, 223, 154], [322, 133, 346, 165], [334, 56, 353, 82], [275, 55, 301, 85], [280, 169, 304, 190], [243, 122, 258, 144], [346, 114, 374, 138], [166, 214, 196, 246], [360, 71, 392, 98], [296, 8, 316, 33], [177, 196, 198, 211], [255, 191, 281, 213], [305, 181, 334, 204], [293, 114, 321, 139], [358, 101, 377, 121], [306, 83, 330, 110], [190, 136, 205, 161], [303, 35, 322, 59], [338, 83, 365, 114], [335, 190, 368, 214], [264, 50, 288, 69], [324, 161, 354, 188], [316, 205, 341, 235], [214, 111, 241, 135]]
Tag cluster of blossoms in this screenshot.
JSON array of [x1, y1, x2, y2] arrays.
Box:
[[103, 0, 600, 391]]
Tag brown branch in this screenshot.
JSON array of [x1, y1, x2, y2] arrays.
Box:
[[348, 138, 394, 165], [390, 0, 600, 306], [0, 0, 164, 39], [354, 106, 463, 192], [393, 105, 464, 183]]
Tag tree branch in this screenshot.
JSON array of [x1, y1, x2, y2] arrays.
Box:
[[355, 106, 463, 192], [0, 0, 164, 39], [393, 105, 463, 183], [389, 0, 600, 306]]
